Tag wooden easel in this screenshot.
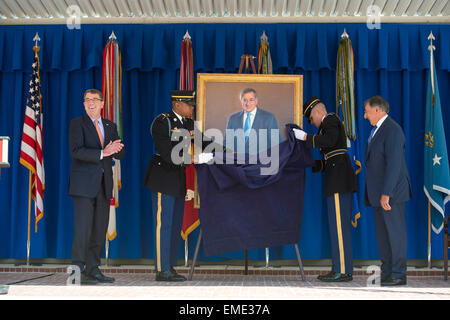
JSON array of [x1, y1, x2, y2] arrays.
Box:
[[188, 55, 306, 281], [238, 54, 257, 74]]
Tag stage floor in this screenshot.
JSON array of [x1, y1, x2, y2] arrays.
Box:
[[0, 264, 448, 300]]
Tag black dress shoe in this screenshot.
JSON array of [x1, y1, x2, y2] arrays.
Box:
[[317, 271, 334, 281], [89, 271, 115, 283], [68, 270, 98, 285], [156, 270, 186, 282], [80, 272, 98, 285], [318, 271, 353, 282], [170, 268, 187, 281], [381, 277, 406, 286]]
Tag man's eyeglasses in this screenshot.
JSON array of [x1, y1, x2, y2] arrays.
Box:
[[84, 98, 102, 103]]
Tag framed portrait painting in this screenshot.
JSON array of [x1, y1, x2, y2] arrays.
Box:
[[194, 73, 303, 208], [196, 73, 303, 141]]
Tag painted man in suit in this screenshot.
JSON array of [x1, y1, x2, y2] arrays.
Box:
[[69, 89, 125, 285], [293, 97, 357, 282], [363, 95, 412, 286], [226, 88, 279, 154]]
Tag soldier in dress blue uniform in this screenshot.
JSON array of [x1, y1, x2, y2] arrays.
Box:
[[293, 97, 357, 282], [143, 90, 197, 282]]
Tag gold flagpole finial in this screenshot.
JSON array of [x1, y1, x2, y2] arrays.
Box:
[[341, 29, 349, 39], [183, 30, 191, 41]]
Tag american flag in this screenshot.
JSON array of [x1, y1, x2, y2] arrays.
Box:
[[19, 47, 45, 233]]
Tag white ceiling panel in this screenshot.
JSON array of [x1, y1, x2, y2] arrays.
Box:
[[0, 0, 448, 24]]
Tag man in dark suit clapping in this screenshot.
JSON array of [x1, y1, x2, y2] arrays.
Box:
[[68, 89, 125, 285], [363, 95, 412, 286]]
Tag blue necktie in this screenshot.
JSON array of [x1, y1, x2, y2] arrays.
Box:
[[244, 112, 251, 140], [368, 126, 377, 143]]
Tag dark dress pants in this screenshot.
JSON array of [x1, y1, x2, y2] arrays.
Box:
[[71, 180, 110, 275], [373, 202, 407, 280]]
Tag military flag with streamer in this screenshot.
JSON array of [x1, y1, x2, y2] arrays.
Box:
[[180, 31, 199, 240], [336, 30, 361, 228], [424, 32, 450, 234], [102, 31, 123, 241], [257, 31, 274, 266], [257, 31, 272, 75]]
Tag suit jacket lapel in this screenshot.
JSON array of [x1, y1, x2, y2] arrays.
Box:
[[252, 108, 261, 129], [82, 115, 105, 148], [103, 118, 112, 144], [366, 116, 390, 159], [370, 117, 389, 146], [238, 110, 245, 128]]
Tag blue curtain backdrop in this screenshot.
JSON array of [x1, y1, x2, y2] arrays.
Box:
[[0, 23, 449, 262]]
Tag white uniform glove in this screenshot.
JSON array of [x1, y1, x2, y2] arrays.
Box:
[[293, 128, 307, 141], [198, 153, 214, 164]]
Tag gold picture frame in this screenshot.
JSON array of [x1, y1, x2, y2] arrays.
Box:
[[194, 73, 303, 208]]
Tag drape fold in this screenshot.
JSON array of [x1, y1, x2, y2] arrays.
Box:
[[1, 24, 449, 72]]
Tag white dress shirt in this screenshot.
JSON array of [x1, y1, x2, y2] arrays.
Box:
[[243, 107, 257, 128]]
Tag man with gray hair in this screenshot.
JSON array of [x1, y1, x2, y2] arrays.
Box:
[[363, 95, 412, 286], [225, 88, 279, 154]]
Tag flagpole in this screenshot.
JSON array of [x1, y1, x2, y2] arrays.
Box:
[[428, 201, 431, 268], [181, 29, 195, 268], [184, 29, 190, 268], [105, 238, 109, 267], [185, 238, 189, 267], [258, 31, 271, 268], [26, 172, 32, 266], [427, 31, 435, 269]]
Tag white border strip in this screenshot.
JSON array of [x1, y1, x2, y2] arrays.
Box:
[[0, 16, 449, 25]]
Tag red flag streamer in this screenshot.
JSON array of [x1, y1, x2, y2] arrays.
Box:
[[180, 31, 199, 240], [102, 31, 122, 241]]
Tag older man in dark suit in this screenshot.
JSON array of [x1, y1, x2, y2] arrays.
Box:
[[69, 89, 125, 285], [226, 88, 279, 154], [364, 95, 412, 286]]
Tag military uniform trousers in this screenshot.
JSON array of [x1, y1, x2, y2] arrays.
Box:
[[151, 192, 185, 272], [326, 192, 353, 275]]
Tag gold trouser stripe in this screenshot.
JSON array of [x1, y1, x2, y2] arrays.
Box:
[[156, 192, 162, 272], [334, 193, 345, 274]]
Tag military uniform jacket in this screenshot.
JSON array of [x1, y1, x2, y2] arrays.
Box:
[[143, 111, 194, 198], [305, 113, 357, 198]]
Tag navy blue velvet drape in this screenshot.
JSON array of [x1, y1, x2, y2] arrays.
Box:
[[0, 23, 449, 261]]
